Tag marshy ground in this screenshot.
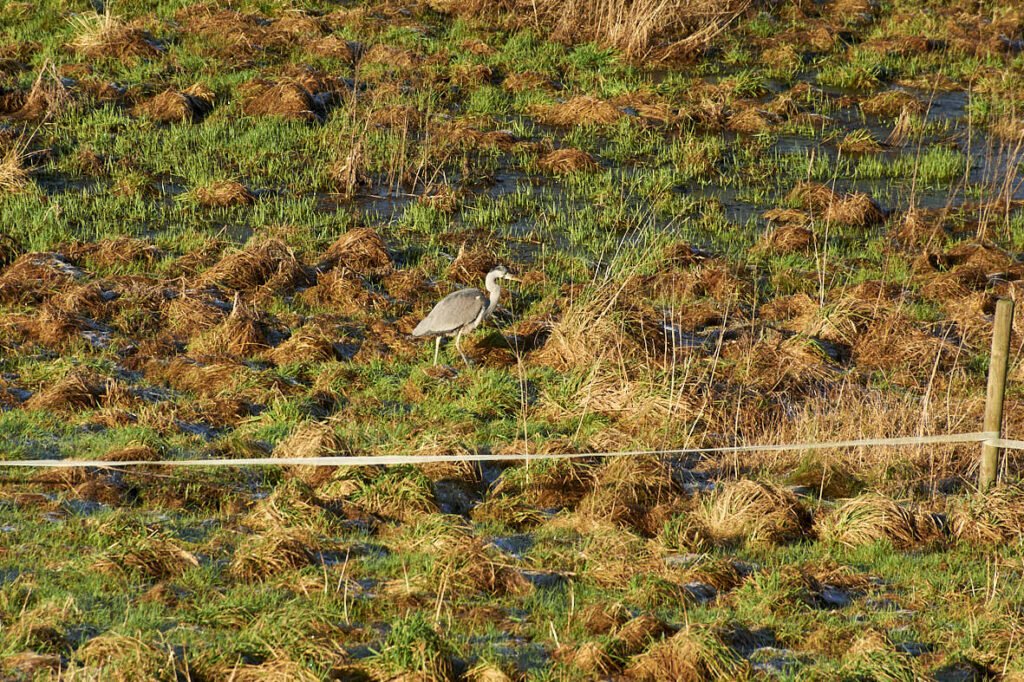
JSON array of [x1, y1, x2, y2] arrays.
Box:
[[2, 0, 1024, 679]]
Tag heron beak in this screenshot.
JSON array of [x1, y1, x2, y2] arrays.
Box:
[[503, 275, 522, 283]]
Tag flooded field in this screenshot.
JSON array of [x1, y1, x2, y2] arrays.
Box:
[[2, 0, 1024, 679]]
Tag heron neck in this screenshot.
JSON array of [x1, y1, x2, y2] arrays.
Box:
[[485, 277, 502, 316]]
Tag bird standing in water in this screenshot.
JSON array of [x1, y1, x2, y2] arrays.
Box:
[[413, 265, 520, 366]]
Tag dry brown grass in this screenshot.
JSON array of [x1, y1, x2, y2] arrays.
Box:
[[726, 106, 777, 134], [65, 236, 164, 268], [142, 357, 240, 398], [554, 641, 620, 675], [1, 652, 60, 676], [0, 137, 29, 194], [75, 633, 172, 677], [299, 269, 386, 314], [947, 486, 1024, 546], [219, 659, 323, 682], [787, 181, 885, 227], [860, 89, 923, 117], [199, 238, 307, 292], [696, 480, 812, 545], [330, 138, 370, 198], [370, 103, 423, 130], [135, 84, 214, 123], [613, 613, 674, 654], [241, 79, 324, 122], [476, 0, 753, 63], [229, 528, 320, 581], [837, 129, 884, 153], [532, 280, 662, 371], [627, 626, 746, 681], [530, 95, 622, 126], [537, 148, 599, 174], [188, 179, 255, 207], [360, 43, 422, 69], [26, 369, 107, 412], [0, 251, 88, 305], [321, 227, 392, 276], [575, 454, 682, 535], [759, 221, 815, 254], [433, 536, 533, 597], [187, 304, 271, 358], [273, 421, 348, 487], [267, 320, 342, 365], [851, 312, 956, 380], [445, 243, 497, 285], [96, 535, 200, 579], [8, 62, 73, 121], [503, 71, 552, 92], [814, 494, 920, 548], [305, 35, 359, 61], [68, 10, 161, 60]]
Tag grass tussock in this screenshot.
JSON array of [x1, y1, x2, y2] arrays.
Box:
[[947, 486, 1024, 546], [532, 283, 660, 371], [0, 252, 86, 304], [299, 269, 386, 314], [199, 238, 307, 292], [68, 10, 161, 60], [503, 70, 552, 92], [435, 536, 533, 597], [860, 89, 923, 117], [187, 303, 271, 358], [321, 227, 392, 275], [135, 84, 214, 123], [851, 313, 956, 379], [758, 221, 815, 254], [26, 369, 107, 412], [815, 494, 921, 548], [530, 95, 622, 126], [273, 421, 348, 487], [267, 320, 342, 365], [554, 641, 620, 675], [65, 236, 164, 268], [627, 626, 748, 681], [229, 527, 320, 581], [0, 135, 31, 194], [451, 0, 752, 63], [9, 62, 74, 122], [360, 43, 422, 69], [187, 179, 255, 207], [576, 454, 682, 535], [614, 613, 675, 654], [446, 243, 498, 285], [241, 79, 324, 122], [537, 148, 599, 174], [76, 632, 183, 679], [696, 480, 812, 545], [370, 103, 423, 130], [787, 181, 885, 227], [96, 534, 200, 580]]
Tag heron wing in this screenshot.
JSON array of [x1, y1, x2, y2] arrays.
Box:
[[412, 288, 487, 336]]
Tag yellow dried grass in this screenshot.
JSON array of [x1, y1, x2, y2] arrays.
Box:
[[696, 480, 812, 545], [814, 494, 920, 548]]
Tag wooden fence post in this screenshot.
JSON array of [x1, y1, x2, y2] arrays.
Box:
[[980, 298, 1015, 491]]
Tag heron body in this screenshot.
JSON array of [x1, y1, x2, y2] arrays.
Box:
[[413, 266, 519, 365]]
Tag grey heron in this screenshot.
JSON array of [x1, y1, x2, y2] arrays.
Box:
[[413, 265, 520, 366]]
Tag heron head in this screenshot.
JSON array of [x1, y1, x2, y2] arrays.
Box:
[[490, 265, 521, 283]]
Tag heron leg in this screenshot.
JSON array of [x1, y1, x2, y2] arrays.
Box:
[[433, 336, 441, 366], [454, 330, 471, 367]]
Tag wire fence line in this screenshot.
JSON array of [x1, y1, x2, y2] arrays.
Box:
[[0, 430, 1012, 469]]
